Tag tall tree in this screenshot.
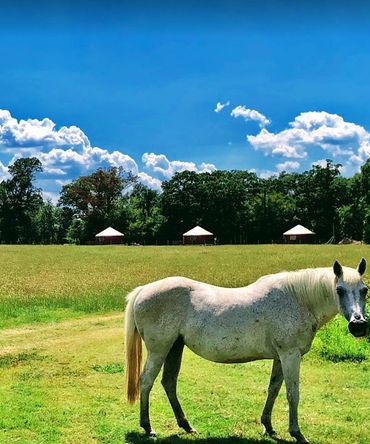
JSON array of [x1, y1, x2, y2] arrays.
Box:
[[302, 160, 342, 242], [160, 171, 202, 242], [126, 183, 165, 244], [34, 200, 64, 244], [0, 157, 43, 243], [58, 167, 137, 242]]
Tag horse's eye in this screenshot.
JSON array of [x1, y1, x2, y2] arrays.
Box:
[[336, 287, 345, 297], [361, 287, 368, 297]]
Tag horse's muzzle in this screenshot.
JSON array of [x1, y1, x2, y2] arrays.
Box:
[[348, 320, 369, 337]]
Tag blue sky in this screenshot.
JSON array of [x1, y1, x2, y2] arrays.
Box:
[[1, 1, 370, 200]]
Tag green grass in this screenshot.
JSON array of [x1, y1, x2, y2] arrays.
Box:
[[0, 245, 369, 442], [0, 315, 368, 444], [92, 363, 124, 374]]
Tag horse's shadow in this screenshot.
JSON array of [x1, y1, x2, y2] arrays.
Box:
[[124, 431, 292, 444]]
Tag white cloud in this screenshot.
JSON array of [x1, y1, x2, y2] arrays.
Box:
[[37, 148, 84, 166], [137, 172, 162, 192], [37, 146, 139, 177], [199, 162, 217, 173], [0, 109, 89, 150], [247, 128, 307, 158], [0, 109, 140, 182], [312, 159, 329, 168], [0, 109, 163, 195], [276, 161, 300, 172], [84, 146, 139, 172], [0, 109, 219, 195], [55, 179, 71, 187], [231, 105, 270, 127], [214, 101, 230, 113], [249, 168, 277, 179], [312, 159, 345, 176], [259, 169, 277, 179], [42, 191, 59, 204], [141, 153, 171, 177], [247, 111, 370, 162], [43, 167, 67, 176], [142, 152, 216, 179], [171, 160, 198, 174], [353, 140, 370, 164]]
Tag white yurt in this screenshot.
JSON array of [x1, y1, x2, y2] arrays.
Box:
[[183, 226, 214, 245], [283, 224, 315, 244], [95, 227, 124, 244]]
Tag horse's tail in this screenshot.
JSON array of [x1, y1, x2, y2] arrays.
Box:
[[124, 286, 143, 404]]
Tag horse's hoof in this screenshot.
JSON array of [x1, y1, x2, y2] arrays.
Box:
[[179, 420, 197, 434], [144, 430, 157, 437], [296, 437, 309, 444], [264, 429, 277, 437], [291, 431, 310, 444], [183, 426, 197, 434]]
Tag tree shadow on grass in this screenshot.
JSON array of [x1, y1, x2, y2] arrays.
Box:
[[125, 431, 292, 444]]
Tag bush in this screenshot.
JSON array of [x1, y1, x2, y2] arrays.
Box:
[[314, 316, 369, 362]]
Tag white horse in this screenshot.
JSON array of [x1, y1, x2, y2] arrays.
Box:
[[125, 259, 368, 443]]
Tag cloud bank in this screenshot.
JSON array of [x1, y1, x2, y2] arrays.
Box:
[[247, 111, 370, 168], [0, 109, 217, 197], [142, 152, 216, 179]]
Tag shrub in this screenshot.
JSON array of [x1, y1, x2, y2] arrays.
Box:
[[314, 316, 369, 362]]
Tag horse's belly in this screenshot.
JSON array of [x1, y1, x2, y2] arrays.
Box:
[[183, 331, 275, 363]]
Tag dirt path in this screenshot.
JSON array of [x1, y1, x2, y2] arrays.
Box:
[[0, 313, 124, 356]]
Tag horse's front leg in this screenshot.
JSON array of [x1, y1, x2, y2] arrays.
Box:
[[280, 350, 310, 444], [261, 359, 283, 436]]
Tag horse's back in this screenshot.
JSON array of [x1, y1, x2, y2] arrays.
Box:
[[134, 276, 199, 308], [133, 275, 247, 322]]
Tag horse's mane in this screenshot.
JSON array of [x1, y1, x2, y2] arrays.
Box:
[[281, 266, 361, 311], [282, 268, 335, 310]]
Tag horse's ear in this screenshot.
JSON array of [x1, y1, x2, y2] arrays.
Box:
[[357, 258, 366, 276], [333, 260, 343, 279]]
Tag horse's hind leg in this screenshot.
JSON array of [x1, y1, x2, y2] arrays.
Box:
[[161, 337, 196, 433], [280, 350, 309, 444], [140, 351, 166, 436], [261, 359, 283, 436]]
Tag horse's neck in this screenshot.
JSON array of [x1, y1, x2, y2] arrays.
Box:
[[314, 297, 339, 329], [290, 268, 339, 328]]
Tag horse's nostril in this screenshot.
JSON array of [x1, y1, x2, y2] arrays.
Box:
[[354, 314, 361, 320]]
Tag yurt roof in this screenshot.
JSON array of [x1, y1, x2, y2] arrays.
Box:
[[283, 224, 315, 236], [183, 225, 213, 236], [95, 227, 124, 237]]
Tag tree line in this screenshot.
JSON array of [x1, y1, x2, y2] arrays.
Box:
[[1, 156, 370, 245]]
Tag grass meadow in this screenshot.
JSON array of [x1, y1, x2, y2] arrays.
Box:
[[0, 244, 369, 443]]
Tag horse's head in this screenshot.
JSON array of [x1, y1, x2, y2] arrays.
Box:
[[333, 258, 368, 338]]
